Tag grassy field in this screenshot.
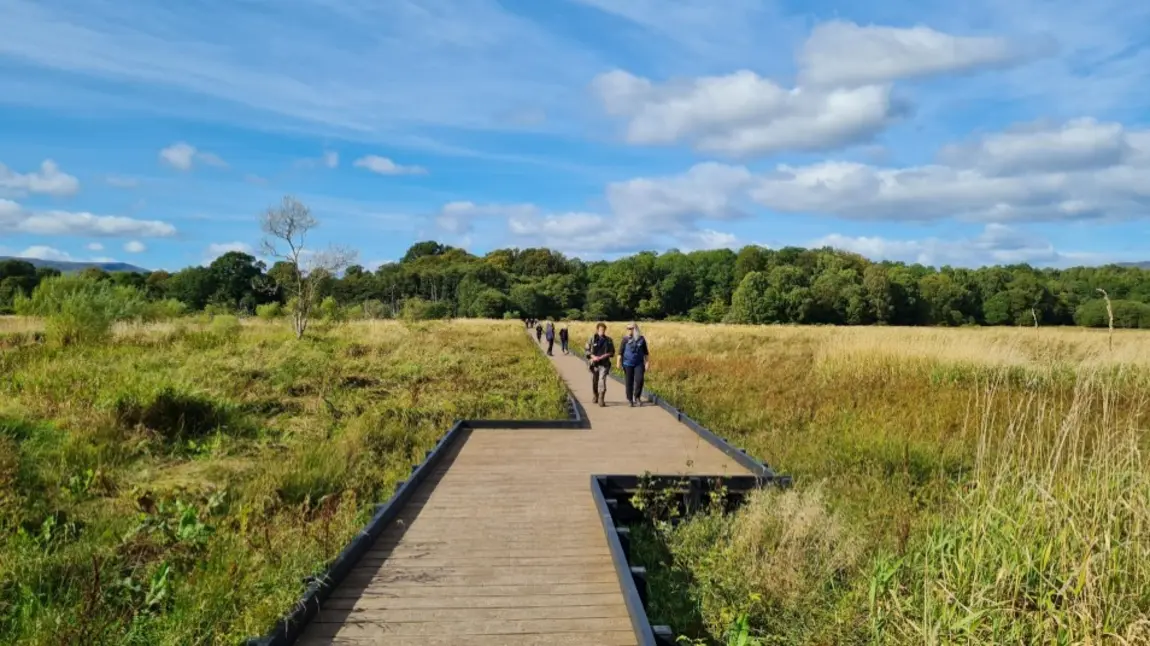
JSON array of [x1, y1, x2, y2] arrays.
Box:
[[0, 318, 567, 646], [567, 322, 1150, 645]]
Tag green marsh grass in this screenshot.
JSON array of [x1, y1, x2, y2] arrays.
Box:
[[0, 319, 566, 645], [573, 322, 1150, 645]]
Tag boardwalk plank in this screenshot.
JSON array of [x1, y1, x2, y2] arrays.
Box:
[[297, 337, 749, 646]]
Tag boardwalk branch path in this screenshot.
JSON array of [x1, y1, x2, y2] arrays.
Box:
[[298, 335, 749, 645]]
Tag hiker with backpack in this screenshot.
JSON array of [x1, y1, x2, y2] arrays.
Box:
[[585, 322, 615, 407], [618, 322, 650, 407]]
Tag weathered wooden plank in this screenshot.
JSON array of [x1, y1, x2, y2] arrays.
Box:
[[319, 592, 625, 611], [304, 617, 634, 637], [296, 345, 749, 645], [297, 630, 637, 645], [312, 604, 629, 623]]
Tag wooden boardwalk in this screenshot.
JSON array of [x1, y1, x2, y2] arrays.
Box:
[[298, 336, 749, 645]]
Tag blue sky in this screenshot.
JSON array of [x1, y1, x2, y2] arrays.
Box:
[[1, 0, 1149, 271]]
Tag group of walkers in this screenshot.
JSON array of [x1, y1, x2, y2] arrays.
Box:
[[527, 318, 570, 356], [530, 319, 649, 408]]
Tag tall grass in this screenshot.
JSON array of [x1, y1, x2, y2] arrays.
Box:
[[576, 322, 1150, 645], [0, 319, 566, 645]]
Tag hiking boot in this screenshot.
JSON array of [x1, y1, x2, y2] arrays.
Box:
[[599, 398, 606, 407], [629, 400, 636, 407]]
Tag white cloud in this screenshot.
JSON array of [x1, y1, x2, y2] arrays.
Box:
[[86, 242, 104, 251], [204, 242, 253, 263], [354, 155, 427, 176], [593, 69, 899, 157], [750, 118, 1150, 222], [592, 20, 1034, 157], [0, 159, 80, 196], [939, 117, 1132, 175], [0, 198, 177, 237], [494, 163, 756, 255], [813, 224, 1108, 268], [433, 201, 538, 236], [123, 240, 146, 253], [18, 245, 73, 262], [606, 162, 754, 225], [105, 174, 139, 188], [159, 142, 227, 171], [798, 21, 1020, 87]]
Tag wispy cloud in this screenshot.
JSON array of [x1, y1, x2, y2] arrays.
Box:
[[0, 0, 604, 137], [0, 159, 80, 197], [0, 197, 177, 237], [354, 155, 427, 176], [159, 142, 227, 171]]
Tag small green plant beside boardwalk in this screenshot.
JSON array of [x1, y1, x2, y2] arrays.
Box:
[[0, 317, 566, 645]]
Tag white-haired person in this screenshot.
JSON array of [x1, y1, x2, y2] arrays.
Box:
[[617, 322, 650, 407]]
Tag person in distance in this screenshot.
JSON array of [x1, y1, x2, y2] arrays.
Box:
[[544, 320, 555, 356], [559, 324, 570, 355]]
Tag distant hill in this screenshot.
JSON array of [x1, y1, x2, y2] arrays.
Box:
[[0, 257, 150, 274], [1117, 262, 1150, 269]]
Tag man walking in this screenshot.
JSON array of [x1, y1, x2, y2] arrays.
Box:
[[585, 322, 615, 407], [559, 325, 570, 354], [618, 322, 650, 407], [544, 320, 555, 356]]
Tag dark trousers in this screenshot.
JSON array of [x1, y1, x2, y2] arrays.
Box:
[[546, 338, 554, 355], [560, 339, 569, 353], [623, 363, 646, 403]]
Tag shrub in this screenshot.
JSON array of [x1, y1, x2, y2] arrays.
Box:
[[318, 296, 343, 321], [400, 297, 450, 321], [255, 302, 283, 320], [145, 298, 188, 321], [361, 299, 388, 320], [14, 275, 147, 346]]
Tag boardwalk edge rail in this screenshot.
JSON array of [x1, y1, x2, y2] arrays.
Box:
[[243, 420, 465, 646], [243, 335, 584, 646], [246, 332, 791, 645], [576, 350, 790, 484], [592, 474, 772, 646]]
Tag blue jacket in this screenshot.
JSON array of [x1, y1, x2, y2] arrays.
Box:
[[620, 335, 648, 367]]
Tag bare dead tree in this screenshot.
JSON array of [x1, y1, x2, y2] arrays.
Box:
[[1031, 307, 1039, 329], [260, 196, 357, 339], [1096, 288, 1114, 351]]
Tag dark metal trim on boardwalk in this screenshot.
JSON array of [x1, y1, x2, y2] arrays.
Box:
[[591, 475, 660, 646], [244, 420, 467, 646], [593, 474, 769, 646], [244, 336, 588, 645], [576, 353, 787, 484]]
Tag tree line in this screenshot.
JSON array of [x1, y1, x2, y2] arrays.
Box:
[[6, 240, 1150, 328]]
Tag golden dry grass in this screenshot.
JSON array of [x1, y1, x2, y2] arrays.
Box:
[[579, 321, 1150, 645]]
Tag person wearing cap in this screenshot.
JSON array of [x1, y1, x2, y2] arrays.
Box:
[[617, 322, 650, 407]]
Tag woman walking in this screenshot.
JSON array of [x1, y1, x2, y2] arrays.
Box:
[[535, 322, 543, 343], [559, 325, 570, 354], [544, 320, 555, 356], [618, 322, 650, 407]]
